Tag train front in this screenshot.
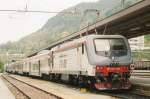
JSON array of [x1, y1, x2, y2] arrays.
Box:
[[86, 35, 132, 90]]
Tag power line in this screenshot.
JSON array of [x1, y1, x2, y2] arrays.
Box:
[[0, 9, 76, 14]]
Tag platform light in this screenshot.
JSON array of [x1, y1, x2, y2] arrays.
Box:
[[130, 27, 141, 31], [145, 23, 150, 27]]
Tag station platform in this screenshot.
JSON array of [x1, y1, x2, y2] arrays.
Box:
[[0, 74, 15, 99]]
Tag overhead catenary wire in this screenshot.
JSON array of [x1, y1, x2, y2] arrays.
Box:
[[0, 9, 77, 14], [0, 2, 79, 14]]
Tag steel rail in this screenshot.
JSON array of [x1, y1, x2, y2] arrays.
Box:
[[1, 75, 31, 99], [2, 75, 63, 99]]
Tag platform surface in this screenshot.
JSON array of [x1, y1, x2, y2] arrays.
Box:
[[0, 74, 15, 99]]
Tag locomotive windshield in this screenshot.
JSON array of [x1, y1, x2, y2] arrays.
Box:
[[94, 38, 127, 57]]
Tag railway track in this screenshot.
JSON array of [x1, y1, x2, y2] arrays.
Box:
[[3, 74, 150, 99], [2, 75, 63, 99]]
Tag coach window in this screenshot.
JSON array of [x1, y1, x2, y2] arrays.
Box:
[[38, 60, 40, 68], [82, 43, 84, 54]]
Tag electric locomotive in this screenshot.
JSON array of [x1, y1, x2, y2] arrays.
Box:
[[86, 35, 132, 90]]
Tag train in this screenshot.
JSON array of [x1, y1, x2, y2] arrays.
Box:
[[5, 34, 133, 90]]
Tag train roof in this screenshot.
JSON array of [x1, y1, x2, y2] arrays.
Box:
[[27, 34, 126, 57], [52, 34, 126, 52], [85, 34, 125, 39]]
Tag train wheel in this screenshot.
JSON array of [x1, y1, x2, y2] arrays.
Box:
[[55, 74, 61, 82], [49, 74, 53, 81]]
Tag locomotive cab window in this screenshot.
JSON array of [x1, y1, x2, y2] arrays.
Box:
[[94, 38, 127, 57], [94, 39, 110, 56], [111, 39, 127, 56]]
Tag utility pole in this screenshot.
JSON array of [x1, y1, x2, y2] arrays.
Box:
[[79, 9, 100, 37], [121, 0, 125, 9]]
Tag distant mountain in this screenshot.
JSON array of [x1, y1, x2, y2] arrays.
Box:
[[0, 0, 145, 56]]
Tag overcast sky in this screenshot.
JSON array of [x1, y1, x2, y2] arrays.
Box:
[[0, 0, 98, 44]]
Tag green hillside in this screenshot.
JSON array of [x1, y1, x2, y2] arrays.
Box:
[[145, 34, 150, 45], [0, 60, 4, 72]]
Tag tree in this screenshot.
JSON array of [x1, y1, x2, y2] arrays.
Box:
[[0, 60, 4, 73]]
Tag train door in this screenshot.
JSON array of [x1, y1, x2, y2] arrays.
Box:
[[77, 44, 84, 75], [38, 60, 41, 75], [48, 58, 52, 72], [21, 63, 23, 74], [29, 62, 31, 75], [48, 52, 53, 72], [80, 43, 93, 76], [30, 60, 41, 76], [81, 44, 86, 75]]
